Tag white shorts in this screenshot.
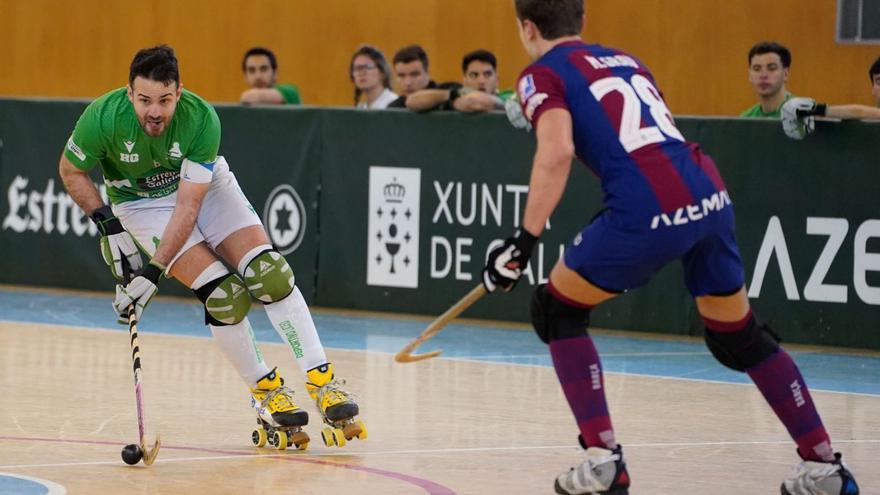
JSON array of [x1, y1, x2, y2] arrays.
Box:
[[113, 156, 263, 270]]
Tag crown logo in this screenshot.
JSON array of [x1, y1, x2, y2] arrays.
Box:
[[383, 178, 405, 203]]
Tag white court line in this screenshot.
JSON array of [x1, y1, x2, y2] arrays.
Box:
[[1, 439, 878, 470]]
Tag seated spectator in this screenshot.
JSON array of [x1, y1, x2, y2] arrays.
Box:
[[741, 41, 794, 118], [240, 47, 302, 105], [407, 49, 515, 113], [781, 56, 880, 139], [350, 45, 397, 109], [387, 45, 457, 108]]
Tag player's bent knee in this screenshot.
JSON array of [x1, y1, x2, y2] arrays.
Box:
[[243, 250, 295, 303], [704, 320, 780, 372], [530, 284, 590, 344], [193, 273, 252, 326]]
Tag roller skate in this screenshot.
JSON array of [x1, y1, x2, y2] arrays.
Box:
[[781, 451, 859, 495], [305, 364, 367, 448], [250, 368, 310, 451], [554, 440, 630, 495]]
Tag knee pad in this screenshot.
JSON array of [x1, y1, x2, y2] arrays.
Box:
[[704, 319, 781, 372], [193, 273, 252, 326], [529, 284, 590, 344], [243, 249, 295, 303]]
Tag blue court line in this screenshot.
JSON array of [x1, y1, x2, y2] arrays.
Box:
[[1, 289, 878, 396]]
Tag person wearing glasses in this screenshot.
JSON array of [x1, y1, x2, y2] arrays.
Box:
[[349, 45, 398, 109]]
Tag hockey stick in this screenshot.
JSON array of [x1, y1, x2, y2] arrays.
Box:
[[394, 284, 486, 363], [122, 262, 161, 465]]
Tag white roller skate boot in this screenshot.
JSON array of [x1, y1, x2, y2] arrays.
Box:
[[781, 452, 859, 495], [555, 443, 630, 495], [250, 367, 310, 450], [305, 363, 367, 447]]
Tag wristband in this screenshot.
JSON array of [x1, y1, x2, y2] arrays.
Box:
[[142, 261, 166, 285], [813, 103, 827, 117], [90, 205, 123, 236]]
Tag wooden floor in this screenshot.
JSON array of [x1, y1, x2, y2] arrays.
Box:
[[0, 320, 877, 494]]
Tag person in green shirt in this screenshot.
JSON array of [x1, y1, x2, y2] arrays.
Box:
[[240, 47, 302, 105], [741, 41, 794, 118], [58, 45, 365, 451]]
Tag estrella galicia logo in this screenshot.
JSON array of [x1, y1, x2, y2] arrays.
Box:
[[263, 184, 306, 255]]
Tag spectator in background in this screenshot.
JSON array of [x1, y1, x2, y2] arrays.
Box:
[[781, 56, 880, 139], [741, 41, 794, 118], [871, 56, 880, 106], [240, 47, 302, 105], [350, 45, 397, 109], [406, 49, 514, 112], [387, 45, 456, 108]]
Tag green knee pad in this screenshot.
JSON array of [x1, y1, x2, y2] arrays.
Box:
[[194, 273, 252, 325], [243, 250, 295, 303]]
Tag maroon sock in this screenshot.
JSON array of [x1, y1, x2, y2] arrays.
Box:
[[705, 313, 834, 462], [548, 287, 616, 450]]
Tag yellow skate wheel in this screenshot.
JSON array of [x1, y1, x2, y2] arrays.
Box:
[[333, 428, 347, 448], [321, 427, 336, 447], [252, 427, 268, 447], [355, 420, 368, 440], [273, 431, 289, 450], [291, 431, 310, 451]]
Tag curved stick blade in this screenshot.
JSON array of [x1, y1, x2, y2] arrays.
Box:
[[394, 284, 486, 364], [141, 435, 161, 466]]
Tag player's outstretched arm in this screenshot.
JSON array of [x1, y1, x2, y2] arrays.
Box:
[[826, 104, 880, 120], [521, 107, 575, 237], [58, 153, 103, 215]]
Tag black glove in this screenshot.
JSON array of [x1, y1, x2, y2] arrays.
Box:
[[482, 228, 539, 293]]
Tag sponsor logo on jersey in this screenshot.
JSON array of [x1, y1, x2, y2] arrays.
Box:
[[524, 93, 549, 121], [649, 190, 732, 230], [66, 137, 86, 162], [263, 184, 306, 255], [137, 171, 179, 191], [169, 142, 182, 159], [518, 74, 536, 104], [120, 153, 140, 163], [123, 140, 136, 153]]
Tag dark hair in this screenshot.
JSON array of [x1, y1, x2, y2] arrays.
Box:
[[241, 47, 278, 72], [392, 44, 429, 70], [514, 0, 584, 39], [462, 49, 497, 73], [870, 56, 880, 82], [747, 41, 792, 68], [350, 44, 393, 105], [129, 45, 180, 86]]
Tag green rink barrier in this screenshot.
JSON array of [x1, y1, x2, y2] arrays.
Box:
[[1, 99, 877, 348]]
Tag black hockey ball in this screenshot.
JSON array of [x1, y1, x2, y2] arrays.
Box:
[[121, 443, 143, 465]]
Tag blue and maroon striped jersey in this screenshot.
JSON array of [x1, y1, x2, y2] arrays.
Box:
[[518, 41, 729, 228]]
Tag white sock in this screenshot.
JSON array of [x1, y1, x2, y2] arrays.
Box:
[[190, 261, 271, 388], [264, 286, 327, 377], [209, 318, 271, 388]]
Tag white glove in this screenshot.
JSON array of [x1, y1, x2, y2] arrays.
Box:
[[505, 97, 532, 131], [781, 97, 818, 140], [113, 262, 163, 323], [90, 205, 143, 280]]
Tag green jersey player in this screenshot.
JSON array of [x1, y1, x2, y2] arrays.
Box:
[[58, 45, 366, 450]]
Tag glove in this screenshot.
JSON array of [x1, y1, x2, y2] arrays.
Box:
[[781, 97, 824, 140], [482, 229, 539, 293], [505, 97, 532, 131], [113, 261, 164, 323], [90, 205, 144, 280]]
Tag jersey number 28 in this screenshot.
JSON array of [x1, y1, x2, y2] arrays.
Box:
[[589, 74, 684, 152]]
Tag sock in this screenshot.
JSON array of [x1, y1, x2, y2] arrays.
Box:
[[209, 317, 271, 388], [550, 334, 617, 450], [705, 313, 834, 462], [264, 286, 328, 377], [747, 348, 834, 462]]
